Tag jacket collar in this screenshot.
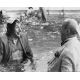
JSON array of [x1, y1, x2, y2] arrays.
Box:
[[61, 39, 68, 46], [61, 36, 78, 46]]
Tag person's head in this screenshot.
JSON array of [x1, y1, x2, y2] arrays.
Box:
[[28, 7, 33, 9], [61, 18, 80, 42], [14, 20, 20, 34], [6, 19, 20, 37]]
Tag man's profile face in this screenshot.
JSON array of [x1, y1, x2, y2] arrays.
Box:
[[60, 26, 67, 42], [15, 22, 20, 34]]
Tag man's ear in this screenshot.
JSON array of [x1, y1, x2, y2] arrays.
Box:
[[66, 28, 70, 35]]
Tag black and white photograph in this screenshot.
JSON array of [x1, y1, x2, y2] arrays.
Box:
[[0, 7, 80, 72]]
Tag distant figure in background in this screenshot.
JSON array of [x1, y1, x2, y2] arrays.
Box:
[[36, 7, 46, 23], [48, 18, 80, 72], [39, 7, 46, 22], [27, 7, 34, 18], [0, 19, 35, 71]]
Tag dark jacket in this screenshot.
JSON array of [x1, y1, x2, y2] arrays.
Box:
[[0, 32, 33, 64]]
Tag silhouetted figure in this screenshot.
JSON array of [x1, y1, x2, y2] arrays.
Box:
[[39, 7, 46, 22]]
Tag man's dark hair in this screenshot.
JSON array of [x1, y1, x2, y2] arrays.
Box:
[[6, 20, 19, 37], [28, 7, 33, 9]]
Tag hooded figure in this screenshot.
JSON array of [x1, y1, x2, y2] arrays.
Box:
[[48, 18, 80, 72], [0, 20, 35, 71]]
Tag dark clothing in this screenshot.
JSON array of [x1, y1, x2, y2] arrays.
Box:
[[0, 33, 33, 71]]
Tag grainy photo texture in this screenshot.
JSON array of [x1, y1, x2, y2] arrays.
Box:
[[0, 7, 80, 72]]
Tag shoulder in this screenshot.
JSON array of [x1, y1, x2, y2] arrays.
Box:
[[55, 45, 74, 60], [19, 32, 29, 45], [60, 47, 74, 62], [54, 46, 65, 58]]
